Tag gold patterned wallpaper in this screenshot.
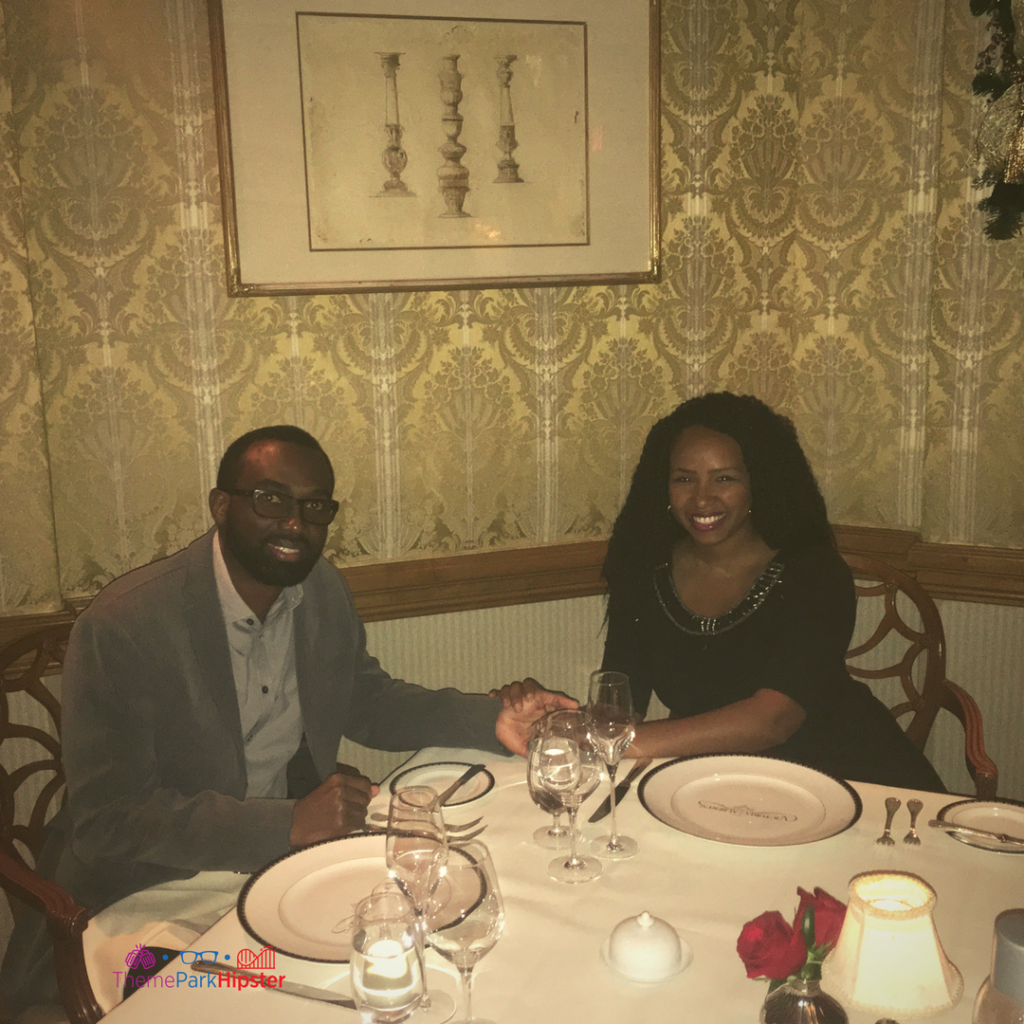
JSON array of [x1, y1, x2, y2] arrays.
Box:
[[1, 0, 1023, 616]]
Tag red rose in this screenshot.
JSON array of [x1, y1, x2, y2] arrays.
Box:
[[736, 910, 808, 980], [794, 887, 846, 950]]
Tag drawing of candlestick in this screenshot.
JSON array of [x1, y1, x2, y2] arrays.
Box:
[[494, 55, 523, 183], [437, 54, 470, 217], [377, 52, 413, 196]]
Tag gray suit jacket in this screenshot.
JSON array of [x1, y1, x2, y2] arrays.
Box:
[[55, 529, 504, 912]]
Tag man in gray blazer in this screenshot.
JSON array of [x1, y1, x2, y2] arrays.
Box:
[[2, 424, 567, 1014]]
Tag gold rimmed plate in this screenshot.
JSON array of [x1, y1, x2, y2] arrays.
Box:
[[638, 754, 861, 846], [389, 761, 495, 806], [238, 834, 389, 962], [935, 798, 1024, 853]]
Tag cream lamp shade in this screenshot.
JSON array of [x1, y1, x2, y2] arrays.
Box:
[[821, 872, 962, 1019]]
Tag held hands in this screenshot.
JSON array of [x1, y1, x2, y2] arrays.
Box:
[[489, 676, 547, 710], [492, 677, 578, 756], [289, 771, 380, 847]]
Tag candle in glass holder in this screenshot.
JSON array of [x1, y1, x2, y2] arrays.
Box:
[[350, 890, 423, 1023]]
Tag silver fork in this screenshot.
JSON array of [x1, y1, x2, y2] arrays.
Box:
[[903, 798, 923, 845], [876, 796, 901, 845], [369, 812, 483, 832], [439, 824, 486, 841]]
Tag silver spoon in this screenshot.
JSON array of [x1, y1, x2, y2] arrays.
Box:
[[903, 798, 923, 845], [876, 796, 901, 845]]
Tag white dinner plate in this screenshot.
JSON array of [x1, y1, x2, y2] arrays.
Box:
[[389, 761, 495, 806], [638, 754, 861, 846], [936, 798, 1024, 853], [238, 834, 390, 962]]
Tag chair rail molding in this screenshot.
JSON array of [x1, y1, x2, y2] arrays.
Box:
[[1, 527, 1022, 648]]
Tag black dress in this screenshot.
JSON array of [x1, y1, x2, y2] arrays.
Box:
[[602, 543, 945, 792]]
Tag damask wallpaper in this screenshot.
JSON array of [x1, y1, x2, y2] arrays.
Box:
[[1, 0, 1022, 615]]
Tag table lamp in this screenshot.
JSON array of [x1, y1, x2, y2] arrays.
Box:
[[821, 872, 962, 1019]]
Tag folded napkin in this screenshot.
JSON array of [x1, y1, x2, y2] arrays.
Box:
[[83, 871, 248, 1013]]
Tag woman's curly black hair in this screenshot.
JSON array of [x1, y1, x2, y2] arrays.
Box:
[[602, 393, 833, 599]]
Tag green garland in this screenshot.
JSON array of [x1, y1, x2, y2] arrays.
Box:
[[972, 0, 1024, 238]]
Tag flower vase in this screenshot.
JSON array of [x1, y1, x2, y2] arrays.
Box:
[[760, 977, 848, 1024]]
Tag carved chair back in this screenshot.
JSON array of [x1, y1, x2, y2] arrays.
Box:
[[842, 553, 997, 798], [0, 622, 71, 873], [0, 622, 106, 1023]]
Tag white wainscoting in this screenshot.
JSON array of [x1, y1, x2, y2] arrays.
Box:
[[935, 600, 1024, 802], [353, 595, 1023, 801], [345, 596, 611, 783]]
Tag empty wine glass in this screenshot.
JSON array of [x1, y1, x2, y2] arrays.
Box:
[[350, 887, 423, 1023], [535, 709, 604, 883], [427, 840, 505, 1024], [527, 718, 577, 850], [386, 786, 455, 1023], [587, 670, 639, 859]]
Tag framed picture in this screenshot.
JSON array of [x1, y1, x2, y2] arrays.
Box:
[[209, 0, 660, 295]]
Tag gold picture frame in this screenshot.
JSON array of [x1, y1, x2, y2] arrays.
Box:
[[209, 0, 660, 295]]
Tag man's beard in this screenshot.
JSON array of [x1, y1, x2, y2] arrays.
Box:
[[220, 525, 321, 587]]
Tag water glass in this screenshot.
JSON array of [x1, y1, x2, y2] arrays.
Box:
[[427, 840, 505, 1024], [587, 669, 639, 859], [527, 728, 577, 850], [535, 709, 604, 883], [386, 786, 455, 1022]]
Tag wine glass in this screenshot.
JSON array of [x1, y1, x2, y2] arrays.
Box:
[[386, 786, 455, 1023], [350, 887, 423, 1023], [426, 840, 505, 1024], [587, 670, 640, 859], [526, 718, 577, 850], [535, 709, 604, 883]]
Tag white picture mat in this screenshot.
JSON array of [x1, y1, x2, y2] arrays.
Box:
[[215, 0, 657, 292]]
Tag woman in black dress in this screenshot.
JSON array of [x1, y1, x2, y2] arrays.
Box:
[[602, 391, 944, 791]]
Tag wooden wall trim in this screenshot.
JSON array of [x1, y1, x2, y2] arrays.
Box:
[[2, 528, 1021, 647], [830, 526, 1024, 607], [342, 539, 609, 621]]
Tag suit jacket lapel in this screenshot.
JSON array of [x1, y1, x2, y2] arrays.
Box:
[[182, 529, 246, 771], [292, 577, 323, 774]]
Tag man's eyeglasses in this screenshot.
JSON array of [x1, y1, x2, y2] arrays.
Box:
[[227, 488, 339, 525]]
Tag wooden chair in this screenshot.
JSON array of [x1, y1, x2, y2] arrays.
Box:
[[842, 553, 998, 799], [0, 623, 101, 1024]]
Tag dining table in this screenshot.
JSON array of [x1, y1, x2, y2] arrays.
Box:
[[102, 747, 1022, 1024]]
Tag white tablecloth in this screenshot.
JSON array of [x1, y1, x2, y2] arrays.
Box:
[[102, 748, 1019, 1023]]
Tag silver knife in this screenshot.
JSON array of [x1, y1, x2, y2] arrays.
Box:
[[189, 960, 358, 1009], [928, 819, 1024, 847], [588, 757, 652, 823], [437, 763, 486, 806]]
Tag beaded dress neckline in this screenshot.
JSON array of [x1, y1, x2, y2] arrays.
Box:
[[653, 558, 784, 636]]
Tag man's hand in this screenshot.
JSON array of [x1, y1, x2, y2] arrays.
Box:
[[489, 677, 561, 711], [493, 680, 578, 756], [289, 772, 379, 847]]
